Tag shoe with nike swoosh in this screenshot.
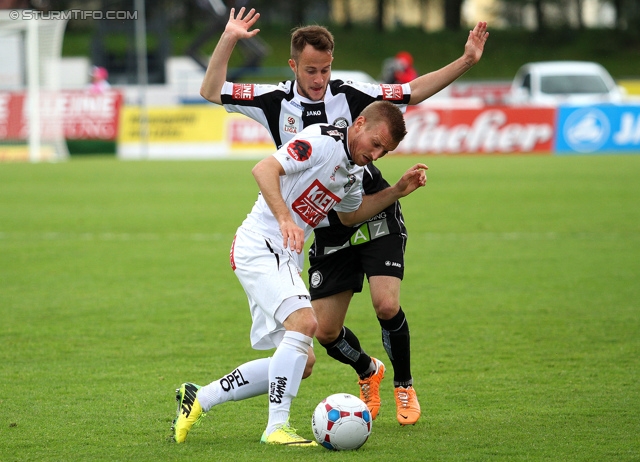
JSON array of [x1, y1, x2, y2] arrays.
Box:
[[395, 386, 421, 425]]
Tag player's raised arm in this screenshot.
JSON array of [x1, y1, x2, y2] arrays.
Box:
[[408, 21, 489, 105], [200, 7, 261, 105], [337, 164, 428, 227]]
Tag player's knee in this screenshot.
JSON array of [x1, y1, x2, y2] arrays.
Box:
[[374, 301, 400, 320], [302, 312, 318, 338], [315, 325, 340, 345], [284, 307, 318, 338]]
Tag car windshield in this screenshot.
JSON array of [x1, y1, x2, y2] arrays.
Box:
[[540, 75, 610, 95]]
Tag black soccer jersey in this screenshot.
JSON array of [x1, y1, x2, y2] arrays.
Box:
[[220, 78, 411, 255]]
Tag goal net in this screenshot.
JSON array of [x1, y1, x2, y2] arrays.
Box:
[[0, 10, 69, 162]]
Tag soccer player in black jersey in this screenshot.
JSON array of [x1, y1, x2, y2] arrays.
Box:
[[199, 7, 489, 426]]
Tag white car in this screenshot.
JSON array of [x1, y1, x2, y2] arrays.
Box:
[[508, 61, 625, 105]]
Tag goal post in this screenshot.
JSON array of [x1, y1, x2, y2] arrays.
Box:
[[0, 10, 69, 162]]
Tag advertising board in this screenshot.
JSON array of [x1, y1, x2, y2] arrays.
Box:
[[555, 104, 640, 154], [397, 106, 556, 154]]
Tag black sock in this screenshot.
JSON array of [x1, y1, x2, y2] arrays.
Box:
[[320, 326, 372, 377], [378, 307, 412, 386]]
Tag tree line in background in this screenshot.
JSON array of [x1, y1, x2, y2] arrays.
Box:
[[3, 0, 640, 36]]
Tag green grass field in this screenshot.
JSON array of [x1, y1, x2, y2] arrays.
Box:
[[1, 154, 639, 461]]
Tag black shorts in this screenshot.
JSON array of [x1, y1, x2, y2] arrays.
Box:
[[308, 233, 406, 300]]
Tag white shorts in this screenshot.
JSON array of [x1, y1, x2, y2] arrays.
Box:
[[231, 226, 312, 350]]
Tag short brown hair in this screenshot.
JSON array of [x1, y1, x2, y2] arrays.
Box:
[[290, 25, 334, 62], [360, 101, 407, 144]]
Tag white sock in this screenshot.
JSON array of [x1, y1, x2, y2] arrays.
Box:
[[197, 358, 270, 412], [265, 331, 313, 435]]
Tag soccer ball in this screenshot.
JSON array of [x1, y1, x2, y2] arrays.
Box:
[[311, 393, 372, 450]]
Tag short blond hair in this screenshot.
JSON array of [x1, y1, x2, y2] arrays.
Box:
[[360, 101, 407, 144]]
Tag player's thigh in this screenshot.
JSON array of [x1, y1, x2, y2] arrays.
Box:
[[368, 275, 402, 320], [312, 291, 353, 343], [358, 234, 405, 318]]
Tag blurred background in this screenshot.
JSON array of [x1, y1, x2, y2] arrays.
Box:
[[2, 0, 640, 85], [1, 0, 639, 158]]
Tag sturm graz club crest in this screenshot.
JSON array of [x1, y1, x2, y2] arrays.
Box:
[[310, 270, 323, 288], [344, 174, 356, 192], [332, 117, 349, 129]]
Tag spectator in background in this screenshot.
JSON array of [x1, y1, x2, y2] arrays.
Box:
[[381, 51, 419, 84], [89, 66, 110, 94]]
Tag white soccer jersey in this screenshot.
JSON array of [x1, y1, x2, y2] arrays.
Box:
[[220, 79, 411, 149], [240, 123, 364, 269]]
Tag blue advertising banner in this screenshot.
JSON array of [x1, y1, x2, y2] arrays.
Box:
[[555, 104, 640, 154]]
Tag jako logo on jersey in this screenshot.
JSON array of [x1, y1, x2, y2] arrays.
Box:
[[381, 84, 403, 101], [306, 110, 322, 116], [232, 83, 254, 100], [292, 179, 341, 227], [287, 139, 312, 161]]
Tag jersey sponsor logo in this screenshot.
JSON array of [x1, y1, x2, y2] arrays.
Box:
[[289, 100, 304, 111], [283, 113, 300, 135], [286, 139, 312, 161], [219, 368, 250, 392], [380, 84, 403, 101], [349, 218, 390, 246], [321, 125, 346, 142], [292, 179, 341, 228], [306, 110, 322, 116], [232, 83, 254, 100], [269, 376, 287, 404], [321, 217, 391, 255], [330, 164, 340, 181], [325, 129, 344, 141], [385, 260, 402, 268], [332, 117, 349, 128]]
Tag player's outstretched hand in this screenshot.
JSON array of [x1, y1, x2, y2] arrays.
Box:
[[225, 7, 260, 40], [463, 21, 489, 66], [393, 164, 428, 198]]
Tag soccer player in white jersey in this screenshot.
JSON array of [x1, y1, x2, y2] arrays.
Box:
[[171, 101, 428, 445], [197, 8, 489, 427]]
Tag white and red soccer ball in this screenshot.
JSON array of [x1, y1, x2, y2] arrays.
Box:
[[311, 393, 372, 450]]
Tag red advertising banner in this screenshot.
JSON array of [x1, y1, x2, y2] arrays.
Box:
[[397, 106, 556, 154], [0, 90, 123, 141]]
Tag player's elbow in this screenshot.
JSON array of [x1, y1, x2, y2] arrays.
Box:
[[199, 85, 221, 105]]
